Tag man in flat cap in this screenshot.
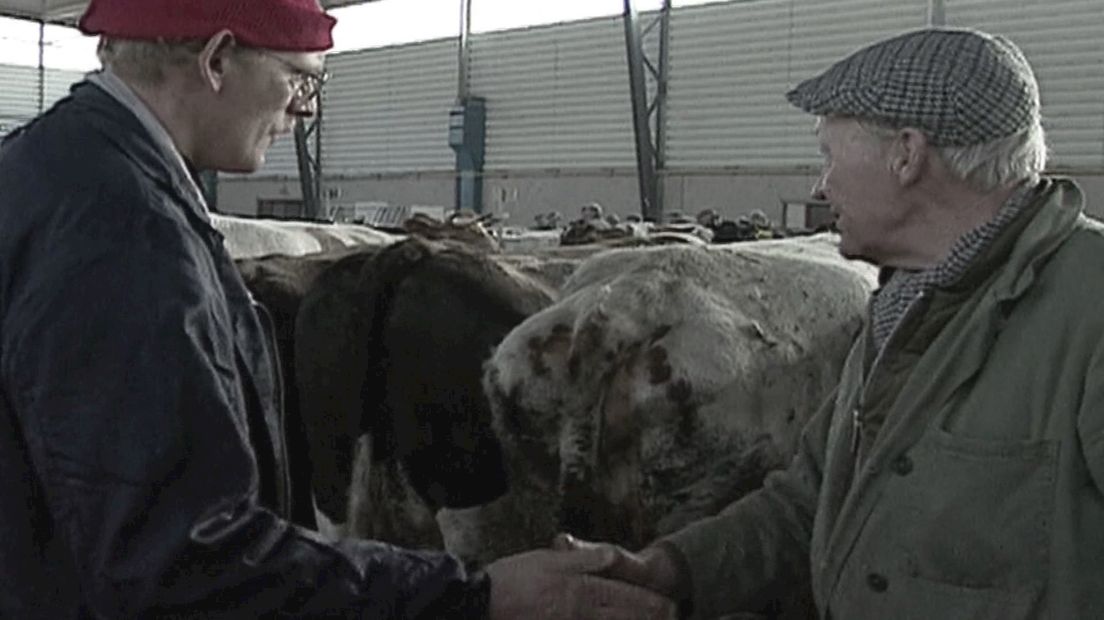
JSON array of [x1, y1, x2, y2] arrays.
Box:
[[558, 27, 1104, 618], [0, 1, 676, 618]]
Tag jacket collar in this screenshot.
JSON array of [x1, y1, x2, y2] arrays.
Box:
[[874, 178, 1083, 305], [87, 69, 210, 215], [969, 177, 1084, 303], [70, 79, 215, 231]]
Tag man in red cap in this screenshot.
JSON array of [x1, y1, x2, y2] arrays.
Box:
[[0, 1, 677, 618]]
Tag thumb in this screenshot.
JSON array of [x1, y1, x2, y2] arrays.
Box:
[[548, 534, 661, 591], [543, 544, 619, 574], [551, 532, 602, 552]]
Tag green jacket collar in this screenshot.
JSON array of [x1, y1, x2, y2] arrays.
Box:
[[877, 177, 1084, 308]]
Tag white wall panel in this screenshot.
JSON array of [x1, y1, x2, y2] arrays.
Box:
[[946, 0, 1104, 169], [0, 63, 83, 137], [271, 0, 1104, 182], [0, 64, 40, 121], [321, 39, 457, 176], [469, 15, 642, 170], [666, 0, 929, 169], [254, 133, 300, 178], [43, 66, 84, 106]]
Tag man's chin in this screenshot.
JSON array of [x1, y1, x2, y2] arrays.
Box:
[[839, 249, 879, 268], [837, 240, 875, 264], [216, 157, 264, 175]]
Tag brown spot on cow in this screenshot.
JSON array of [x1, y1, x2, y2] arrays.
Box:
[[569, 319, 606, 381], [646, 346, 673, 385], [650, 324, 672, 342], [677, 403, 698, 440], [527, 336, 550, 376], [526, 323, 573, 377], [667, 378, 692, 404]]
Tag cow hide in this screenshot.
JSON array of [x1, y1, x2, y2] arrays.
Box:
[[235, 247, 387, 528], [294, 237, 561, 548], [214, 213, 400, 260], [439, 234, 877, 567]]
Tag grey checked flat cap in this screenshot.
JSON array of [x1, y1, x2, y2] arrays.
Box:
[[786, 28, 1039, 146]]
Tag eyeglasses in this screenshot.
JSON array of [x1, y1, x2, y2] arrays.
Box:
[[249, 48, 330, 107]]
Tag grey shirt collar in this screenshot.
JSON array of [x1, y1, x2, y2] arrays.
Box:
[[87, 68, 210, 216]]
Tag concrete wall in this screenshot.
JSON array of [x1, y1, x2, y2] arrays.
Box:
[[219, 170, 1104, 225]]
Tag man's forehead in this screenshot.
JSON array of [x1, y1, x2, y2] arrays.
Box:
[[814, 116, 858, 139]]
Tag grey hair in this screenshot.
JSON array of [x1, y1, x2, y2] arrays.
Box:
[[96, 37, 208, 85], [857, 117, 1048, 193]]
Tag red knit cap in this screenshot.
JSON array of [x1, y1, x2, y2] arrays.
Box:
[[78, 0, 337, 52]]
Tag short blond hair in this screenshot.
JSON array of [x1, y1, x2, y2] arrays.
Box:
[[96, 37, 208, 85]]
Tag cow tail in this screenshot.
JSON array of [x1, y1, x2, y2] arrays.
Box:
[[355, 238, 434, 458]]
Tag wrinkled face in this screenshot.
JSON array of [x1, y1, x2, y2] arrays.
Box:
[[202, 48, 326, 173], [813, 116, 907, 264]]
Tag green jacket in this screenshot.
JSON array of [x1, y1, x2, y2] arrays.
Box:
[[664, 178, 1104, 619]]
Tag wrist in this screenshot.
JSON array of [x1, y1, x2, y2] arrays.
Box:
[[644, 542, 694, 616], [417, 570, 492, 620]]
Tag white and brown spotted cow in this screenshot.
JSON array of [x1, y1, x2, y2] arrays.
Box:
[[437, 234, 877, 569]]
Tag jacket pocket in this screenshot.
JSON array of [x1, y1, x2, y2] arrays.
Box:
[[891, 429, 1056, 595], [850, 570, 1037, 620]]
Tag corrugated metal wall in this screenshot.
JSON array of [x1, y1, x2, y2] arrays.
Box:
[[255, 128, 300, 177], [666, 0, 929, 169], [946, 0, 1104, 170], [43, 66, 82, 104], [469, 16, 642, 171], [322, 39, 457, 176], [241, 0, 1104, 181], [0, 63, 84, 137], [0, 64, 41, 122]]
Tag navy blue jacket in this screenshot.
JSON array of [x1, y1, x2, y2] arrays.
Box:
[[0, 81, 488, 618]]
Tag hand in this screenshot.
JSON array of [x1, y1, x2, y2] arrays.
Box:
[[551, 533, 689, 602], [485, 546, 678, 620]]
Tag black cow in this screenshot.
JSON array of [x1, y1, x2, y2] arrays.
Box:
[[235, 247, 379, 528], [294, 237, 557, 547]]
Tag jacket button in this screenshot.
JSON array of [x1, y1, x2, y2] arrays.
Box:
[[891, 454, 913, 476], [867, 572, 889, 593]]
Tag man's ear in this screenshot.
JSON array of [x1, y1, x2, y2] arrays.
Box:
[[891, 128, 930, 187], [196, 29, 238, 93]]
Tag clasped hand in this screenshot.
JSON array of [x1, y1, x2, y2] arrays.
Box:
[[485, 533, 686, 620]]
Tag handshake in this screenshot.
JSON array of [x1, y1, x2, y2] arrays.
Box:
[[484, 534, 690, 620]]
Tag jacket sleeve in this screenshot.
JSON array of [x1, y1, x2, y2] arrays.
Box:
[[1078, 345, 1104, 497], [0, 193, 488, 618], [657, 387, 837, 619]]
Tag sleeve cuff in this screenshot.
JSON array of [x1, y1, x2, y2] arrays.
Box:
[[415, 570, 492, 619], [652, 540, 695, 619]]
